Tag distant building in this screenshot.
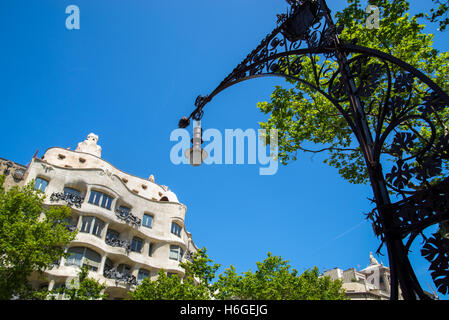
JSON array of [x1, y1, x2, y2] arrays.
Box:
[[324, 253, 439, 300], [1, 133, 198, 299], [324, 253, 395, 300]]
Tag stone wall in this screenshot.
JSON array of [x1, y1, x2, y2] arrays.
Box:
[[0, 157, 29, 190]]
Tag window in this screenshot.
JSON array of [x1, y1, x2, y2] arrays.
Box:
[[117, 264, 131, 276], [104, 258, 113, 274], [64, 187, 81, 197], [148, 243, 154, 257], [106, 229, 120, 241], [131, 237, 143, 253], [83, 249, 101, 271], [34, 178, 49, 192], [88, 190, 113, 210], [137, 269, 150, 284], [65, 247, 84, 267], [142, 214, 153, 228], [118, 206, 131, 215], [171, 222, 182, 237], [65, 247, 101, 271], [80, 216, 93, 233], [169, 245, 184, 262], [92, 218, 104, 237], [80, 216, 105, 238], [65, 216, 78, 231]]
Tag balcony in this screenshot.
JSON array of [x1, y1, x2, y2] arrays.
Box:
[[115, 208, 141, 228], [50, 192, 84, 208], [105, 236, 131, 252], [104, 268, 138, 286], [184, 250, 194, 263]]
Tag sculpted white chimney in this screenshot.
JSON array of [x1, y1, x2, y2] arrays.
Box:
[[369, 252, 380, 266], [75, 133, 102, 158]]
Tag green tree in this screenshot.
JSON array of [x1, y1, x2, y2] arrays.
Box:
[[0, 176, 77, 299], [258, 0, 449, 185], [55, 264, 107, 300], [417, 0, 449, 31], [213, 253, 346, 300], [131, 249, 345, 300], [131, 247, 220, 300]]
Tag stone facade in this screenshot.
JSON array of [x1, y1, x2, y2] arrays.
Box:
[[0, 157, 28, 190], [324, 253, 439, 300], [3, 134, 198, 299], [324, 253, 398, 300]]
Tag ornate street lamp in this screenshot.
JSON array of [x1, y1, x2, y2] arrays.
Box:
[[179, 0, 449, 299], [184, 121, 208, 167]]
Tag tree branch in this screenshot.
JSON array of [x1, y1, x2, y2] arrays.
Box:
[[298, 146, 358, 154]]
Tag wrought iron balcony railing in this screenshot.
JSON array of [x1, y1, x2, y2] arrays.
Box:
[[66, 225, 77, 232], [115, 208, 142, 228], [50, 192, 84, 208], [105, 236, 131, 252], [103, 268, 138, 286], [52, 219, 77, 232], [184, 250, 194, 263]]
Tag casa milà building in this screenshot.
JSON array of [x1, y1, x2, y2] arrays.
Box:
[[13, 133, 198, 299]]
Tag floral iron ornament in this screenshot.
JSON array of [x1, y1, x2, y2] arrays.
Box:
[[179, 0, 449, 299], [422, 232, 449, 295]]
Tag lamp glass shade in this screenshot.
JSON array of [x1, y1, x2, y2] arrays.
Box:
[[184, 147, 208, 167]]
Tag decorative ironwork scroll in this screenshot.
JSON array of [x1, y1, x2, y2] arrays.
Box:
[[422, 232, 449, 295], [179, 0, 340, 128]]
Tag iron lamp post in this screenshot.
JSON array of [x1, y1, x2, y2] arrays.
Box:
[[179, 0, 449, 299]]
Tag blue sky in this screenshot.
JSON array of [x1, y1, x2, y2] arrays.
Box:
[[0, 0, 447, 299]]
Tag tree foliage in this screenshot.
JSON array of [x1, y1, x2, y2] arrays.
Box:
[[258, 0, 449, 185], [131, 249, 346, 300], [0, 176, 77, 299], [55, 264, 107, 300], [130, 248, 220, 300], [417, 0, 449, 31], [213, 253, 346, 300], [131, 269, 209, 300]]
